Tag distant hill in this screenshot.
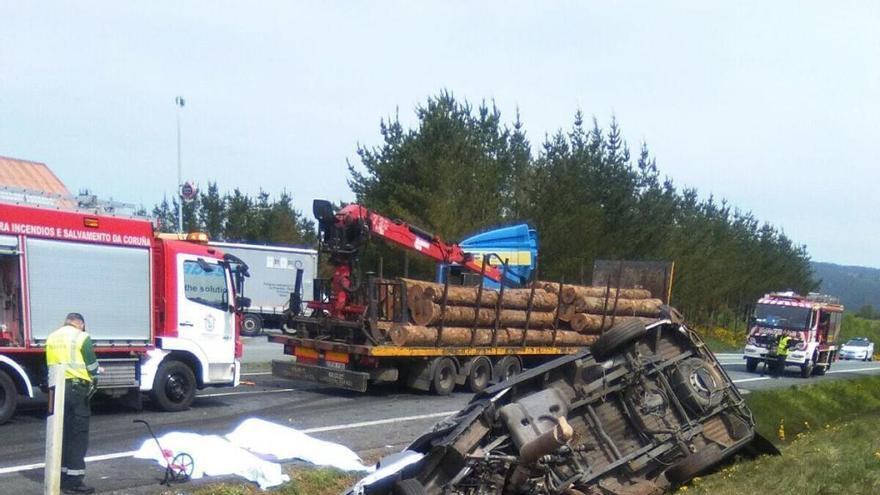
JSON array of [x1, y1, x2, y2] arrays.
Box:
[[811, 261, 880, 311]]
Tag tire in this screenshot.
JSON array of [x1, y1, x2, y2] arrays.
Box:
[[431, 358, 456, 396], [466, 357, 492, 393], [745, 358, 758, 373], [0, 370, 18, 425], [241, 314, 263, 337], [800, 359, 814, 378], [152, 360, 197, 412], [666, 444, 725, 484], [590, 319, 647, 361], [670, 357, 725, 414], [494, 356, 522, 384], [392, 478, 427, 495]]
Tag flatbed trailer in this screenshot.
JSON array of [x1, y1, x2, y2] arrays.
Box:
[[270, 334, 585, 392]]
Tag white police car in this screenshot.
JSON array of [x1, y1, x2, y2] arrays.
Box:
[[839, 337, 874, 361]]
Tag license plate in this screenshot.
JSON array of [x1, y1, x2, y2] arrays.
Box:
[[325, 361, 346, 370]]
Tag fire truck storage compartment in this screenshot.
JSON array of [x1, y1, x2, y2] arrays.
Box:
[[26, 238, 151, 344], [0, 235, 23, 345]]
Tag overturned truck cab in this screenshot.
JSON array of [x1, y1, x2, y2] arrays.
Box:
[[353, 319, 765, 495]]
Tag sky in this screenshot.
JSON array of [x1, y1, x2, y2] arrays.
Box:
[[1, 2, 878, 267]]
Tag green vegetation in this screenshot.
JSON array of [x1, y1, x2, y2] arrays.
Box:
[[171, 467, 357, 495], [151, 183, 317, 246], [686, 415, 880, 495], [687, 376, 880, 494], [839, 314, 880, 345], [347, 92, 816, 324]]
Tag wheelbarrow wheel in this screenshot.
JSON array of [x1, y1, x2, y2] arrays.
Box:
[[169, 452, 195, 481]]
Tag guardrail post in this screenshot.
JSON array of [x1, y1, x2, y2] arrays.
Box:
[[44, 365, 66, 495]]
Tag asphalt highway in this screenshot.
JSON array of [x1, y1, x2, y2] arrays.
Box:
[[1, 341, 879, 494]]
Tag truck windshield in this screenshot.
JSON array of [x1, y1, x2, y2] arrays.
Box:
[[753, 304, 810, 330], [184, 260, 228, 310]]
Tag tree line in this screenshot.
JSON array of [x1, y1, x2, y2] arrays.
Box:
[[347, 92, 817, 323], [151, 183, 317, 246], [150, 92, 817, 324]]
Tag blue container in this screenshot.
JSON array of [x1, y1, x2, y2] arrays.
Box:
[[436, 223, 537, 288]]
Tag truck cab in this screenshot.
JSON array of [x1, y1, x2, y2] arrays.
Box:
[[743, 292, 843, 377]]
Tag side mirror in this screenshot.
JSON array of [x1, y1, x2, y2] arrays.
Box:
[[235, 296, 251, 311]]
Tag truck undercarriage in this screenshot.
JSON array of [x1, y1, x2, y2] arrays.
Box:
[[353, 320, 768, 495]]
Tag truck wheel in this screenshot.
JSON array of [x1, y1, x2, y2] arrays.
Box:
[[494, 356, 522, 383], [671, 357, 724, 414], [590, 320, 647, 361], [800, 360, 814, 378], [745, 358, 758, 373], [241, 314, 263, 337], [392, 478, 427, 495], [152, 360, 197, 412], [466, 357, 492, 393], [431, 358, 456, 396], [0, 370, 18, 424], [665, 444, 725, 484]]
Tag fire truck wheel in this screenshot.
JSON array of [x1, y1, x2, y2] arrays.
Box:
[[665, 444, 725, 484], [0, 370, 18, 424], [392, 478, 427, 495], [800, 358, 815, 378], [431, 358, 457, 396], [671, 357, 724, 414], [590, 319, 647, 362], [745, 358, 758, 373], [152, 360, 197, 412], [241, 314, 263, 337], [466, 357, 492, 393]]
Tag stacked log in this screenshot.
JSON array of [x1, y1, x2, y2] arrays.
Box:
[[411, 301, 557, 328], [389, 324, 597, 347], [405, 279, 558, 311], [569, 314, 656, 333], [392, 279, 661, 347]]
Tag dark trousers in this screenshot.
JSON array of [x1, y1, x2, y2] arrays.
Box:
[[776, 354, 787, 375], [61, 380, 91, 485]]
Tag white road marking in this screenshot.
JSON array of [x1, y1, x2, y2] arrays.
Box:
[[0, 410, 458, 475], [302, 411, 457, 434], [199, 388, 298, 398], [732, 376, 770, 384], [828, 366, 880, 374], [241, 371, 272, 376]]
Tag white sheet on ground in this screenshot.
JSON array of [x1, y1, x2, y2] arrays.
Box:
[[226, 418, 374, 472], [133, 432, 290, 489]]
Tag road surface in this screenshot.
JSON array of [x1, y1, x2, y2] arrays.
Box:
[[1, 344, 878, 494]]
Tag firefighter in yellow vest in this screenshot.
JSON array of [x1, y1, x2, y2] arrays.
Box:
[[46, 313, 100, 494], [775, 333, 792, 377]]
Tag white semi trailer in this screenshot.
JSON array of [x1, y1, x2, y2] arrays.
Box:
[[209, 242, 317, 335]]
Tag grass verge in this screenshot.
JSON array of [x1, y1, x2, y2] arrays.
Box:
[[684, 375, 880, 495], [164, 467, 357, 495]]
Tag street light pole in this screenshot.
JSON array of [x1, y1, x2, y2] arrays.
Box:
[[175, 96, 185, 233]]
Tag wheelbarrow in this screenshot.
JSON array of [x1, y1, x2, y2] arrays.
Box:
[[133, 419, 195, 485]]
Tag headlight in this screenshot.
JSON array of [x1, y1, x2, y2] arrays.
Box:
[[796, 342, 806, 351], [747, 337, 757, 345]]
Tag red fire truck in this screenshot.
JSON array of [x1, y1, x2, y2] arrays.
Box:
[[0, 202, 249, 424], [743, 292, 843, 377]]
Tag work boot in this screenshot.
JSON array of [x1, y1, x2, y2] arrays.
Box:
[[62, 481, 95, 494]]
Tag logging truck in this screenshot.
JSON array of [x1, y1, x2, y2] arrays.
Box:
[[270, 200, 674, 394]]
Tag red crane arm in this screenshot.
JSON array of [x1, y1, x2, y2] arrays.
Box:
[[336, 204, 504, 283]]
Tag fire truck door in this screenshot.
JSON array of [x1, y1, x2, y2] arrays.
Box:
[[177, 255, 235, 379]]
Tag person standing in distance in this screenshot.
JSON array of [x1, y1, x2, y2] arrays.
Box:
[[46, 313, 100, 494]]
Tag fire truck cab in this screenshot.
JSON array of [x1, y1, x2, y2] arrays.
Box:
[[0, 202, 246, 424], [743, 292, 843, 377]]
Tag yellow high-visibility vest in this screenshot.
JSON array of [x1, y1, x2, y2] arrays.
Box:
[[777, 336, 791, 357], [46, 325, 92, 382]]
